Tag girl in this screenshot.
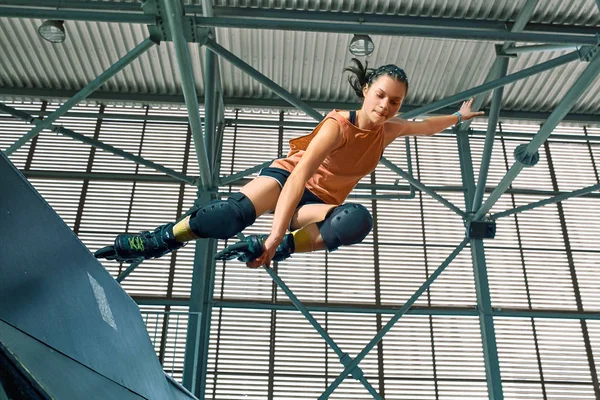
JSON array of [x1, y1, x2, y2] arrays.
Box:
[[95, 59, 482, 268]]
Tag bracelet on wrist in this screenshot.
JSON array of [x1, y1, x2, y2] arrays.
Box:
[[452, 111, 463, 125]]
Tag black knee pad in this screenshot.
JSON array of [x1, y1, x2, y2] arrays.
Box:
[[318, 203, 373, 251], [189, 192, 257, 239]]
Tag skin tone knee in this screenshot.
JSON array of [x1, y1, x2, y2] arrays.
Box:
[[240, 177, 282, 216], [290, 203, 336, 230]]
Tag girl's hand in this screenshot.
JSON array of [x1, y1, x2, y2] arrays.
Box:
[[458, 98, 485, 121], [246, 234, 282, 269]]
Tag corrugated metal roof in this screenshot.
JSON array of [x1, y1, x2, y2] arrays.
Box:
[[0, 0, 599, 121]]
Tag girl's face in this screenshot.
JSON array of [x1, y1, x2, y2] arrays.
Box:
[[361, 75, 407, 125]]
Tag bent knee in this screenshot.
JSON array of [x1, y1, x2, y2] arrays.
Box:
[[318, 203, 373, 251]]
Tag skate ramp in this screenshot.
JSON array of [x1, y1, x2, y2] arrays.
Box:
[[0, 151, 196, 400]]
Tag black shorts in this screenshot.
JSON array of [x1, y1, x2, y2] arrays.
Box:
[[259, 167, 326, 208]]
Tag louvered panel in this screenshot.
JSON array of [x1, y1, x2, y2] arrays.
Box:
[[487, 247, 531, 309], [431, 316, 487, 397], [160, 307, 190, 382], [137, 120, 189, 175], [426, 249, 476, 307], [139, 305, 168, 354], [513, 196, 566, 250], [27, 178, 83, 229], [381, 315, 435, 380], [535, 319, 595, 387], [117, 182, 181, 297], [272, 310, 328, 398], [276, 251, 327, 302], [0, 101, 42, 168], [549, 140, 597, 190], [378, 244, 429, 307], [92, 119, 145, 174], [383, 380, 436, 399], [208, 309, 271, 399], [495, 318, 543, 382], [325, 240, 376, 304], [571, 251, 600, 311], [421, 191, 466, 246], [168, 184, 196, 298], [78, 180, 135, 279], [522, 248, 577, 310], [375, 197, 425, 245], [545, 384, 596, 400], [29, 105, 98, 172], [413, 135, 463, 187], [502, 383, 544, 400], [562, 197, 600, 252]]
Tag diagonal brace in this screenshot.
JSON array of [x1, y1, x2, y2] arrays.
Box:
[[491, 182, 600, 220], [264, 266, 383, 399], [320, 238, 470, 399], [0, 102, 196, 185], [473, 49, 600, 221], [380, 157, 465, 218], [4, 37, 156, 156], [204, 38, 324, 121], [401, 50, 580, 120]]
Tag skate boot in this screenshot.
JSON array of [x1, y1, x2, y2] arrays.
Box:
[[94, 223, 184, 263], [214, 234, 294, 263]]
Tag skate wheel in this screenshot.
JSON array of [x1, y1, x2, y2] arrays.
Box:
[[94, 245, 117, 260]]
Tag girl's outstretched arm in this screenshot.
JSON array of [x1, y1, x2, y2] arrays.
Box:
[[246, 118, 343, 268], [386, 98, 485, 138]]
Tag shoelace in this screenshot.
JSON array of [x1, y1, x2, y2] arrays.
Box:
[[128, 236, 145, 251]]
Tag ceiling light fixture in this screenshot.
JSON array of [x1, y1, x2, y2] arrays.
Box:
[[38, 20, 66, 44], [349, 34, 374, 56]]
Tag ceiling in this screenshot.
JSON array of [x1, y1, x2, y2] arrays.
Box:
[[0, 0, 599, 124]]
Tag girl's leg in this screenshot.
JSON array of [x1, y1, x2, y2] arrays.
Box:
[[174, 177, 282, 241], [95, 177, 282, 262], [215, 202, 374, 263]]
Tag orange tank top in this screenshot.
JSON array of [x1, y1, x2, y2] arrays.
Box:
[[271, 109, 385, 205]]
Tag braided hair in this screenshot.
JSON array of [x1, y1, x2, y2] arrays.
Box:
[[344, 58, 409, 99]]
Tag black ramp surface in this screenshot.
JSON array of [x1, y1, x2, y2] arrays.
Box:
[[0, 320, 145, 400], [0, 151, 178, 399]]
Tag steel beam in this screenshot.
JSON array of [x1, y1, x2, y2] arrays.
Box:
[[163, 0, 212, 189], [457, 0, 537, 134], [136, 298, 600, 320], [218, 160, 273, 185], [115, 260, 143, 283], [472, 57, 509, 212], [474, 49, 600, 220], [204, 47, 217, 171], [182, 193, 218, 397], [0, 103, 195, 185], [204, 38, 324, 121], [491, 182, 600, 220], [499, 0, 539, 53], [320, 238, 470, 399], [0, 6, 153, 23], [195, 17, 597, 46], [503, 44, 579, 55], [3, 88, 599, 125], [1, 2, 596, 36], [402, 50, 580, 119], [457, 122, 504, 399], [471, 240, 503, 400], [202, 0, 226, 177], [4, 37, 155, 156]]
